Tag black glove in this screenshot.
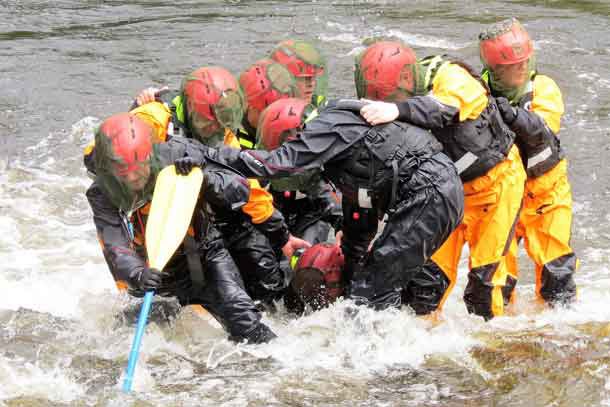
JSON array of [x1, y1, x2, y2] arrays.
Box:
[[174, 156, 205, 175], [136, 267, 163, 291], [496, 97, 517, 125]]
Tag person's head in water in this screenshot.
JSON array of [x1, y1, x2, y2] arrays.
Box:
[[94, 113, 156, 213], [291, 242, 345, 311], [270, 40, 327, 106], [239, 58, 299, 130], [182, 66, 246, 146], [479, 18, 535, 98], [354, 40, 423, 102]]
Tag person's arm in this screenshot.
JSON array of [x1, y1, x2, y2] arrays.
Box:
[[499, 75, 564, 143], [361, 63, 488, 130], [204, 125, 351, 180], [129, 86, 170, 110], [315, 182, 343, 232], [86, 182, 159, 291], [200, 167, 251, 212], [202, 166, 308, 256], [240, 178, 291, 250]]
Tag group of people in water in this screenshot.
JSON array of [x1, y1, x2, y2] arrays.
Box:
[[84, 17, 577, 344]]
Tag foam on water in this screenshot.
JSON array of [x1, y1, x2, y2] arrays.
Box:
[[257, 300, 477, 376], [319, 20, 467, 56], [0, 356, 85, 402]]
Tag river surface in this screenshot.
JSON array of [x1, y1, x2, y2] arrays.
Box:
[[1, 1, 610, 406]]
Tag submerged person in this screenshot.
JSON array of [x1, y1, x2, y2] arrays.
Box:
[[355, 41, 525, 319], [479, 18, 577, 306], [285, 242, 345, 313], [86, 112, 276, 343], [173, 99, 465, 312]]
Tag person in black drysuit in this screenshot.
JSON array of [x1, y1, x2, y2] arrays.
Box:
[[175, 101, 465, 311], [86, 112, 275, 343]]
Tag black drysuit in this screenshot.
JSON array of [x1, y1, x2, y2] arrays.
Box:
[[198, 103, 465, 310], [270, 180, 343, 245], [86, 138, 275, 343]]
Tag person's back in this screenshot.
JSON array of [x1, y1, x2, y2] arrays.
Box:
[[186, 99, 464, 311]]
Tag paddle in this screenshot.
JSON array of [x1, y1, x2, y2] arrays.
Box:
[[122, 165, 204, 393]]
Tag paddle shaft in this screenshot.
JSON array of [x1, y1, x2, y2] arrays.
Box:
[[122, 290, 154, 392]]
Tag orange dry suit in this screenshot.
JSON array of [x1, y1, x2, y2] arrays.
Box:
[[483, 70, 577, 305], [395, 56, 526, 319]]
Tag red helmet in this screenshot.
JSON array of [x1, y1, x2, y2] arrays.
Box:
[[355, 41, 418, 101], [479, 18, 534, 66], [270, 40, 325, 78], [256, 98, 309, 151], [95, 113, 155, 212], [182, 66, 245, 145], [291, 243, 345, 309], [97, 113, 152, 177], [239, 58, 299, 114]]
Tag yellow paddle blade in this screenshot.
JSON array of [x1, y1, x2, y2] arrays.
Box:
[[145, 165, 204, 271]]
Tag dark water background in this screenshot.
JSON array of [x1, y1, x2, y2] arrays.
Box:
[[1, 1, 610, 405]]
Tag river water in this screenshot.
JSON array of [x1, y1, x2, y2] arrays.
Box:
[[1, 1, 609, 405]]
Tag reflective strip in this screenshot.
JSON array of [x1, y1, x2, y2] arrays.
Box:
[[304, 108, 319, 123], [454, 152, 479, 174], [172, 95, 185, 123], [239, 138, 254, 149], [290, 253, 299, 269], [423, 56, 445, 90], [527, 146, 552, 169], [83, 140, 95, 155], [358, 188, 373, 209]]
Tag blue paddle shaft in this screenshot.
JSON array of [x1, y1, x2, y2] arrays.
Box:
[[122, 290, 154, 393]]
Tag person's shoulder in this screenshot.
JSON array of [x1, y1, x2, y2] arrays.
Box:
[[309, 99, 369, 128], [533, 74, 562, 94], [85, 180, 114, 211]]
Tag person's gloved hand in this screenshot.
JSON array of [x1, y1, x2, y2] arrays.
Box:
[[137, 267, 163, 291], [359, 99, 400, 125], [174, 156, 206, 175], [281, 234, 311, 258], [496, 97, 518, 125]]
